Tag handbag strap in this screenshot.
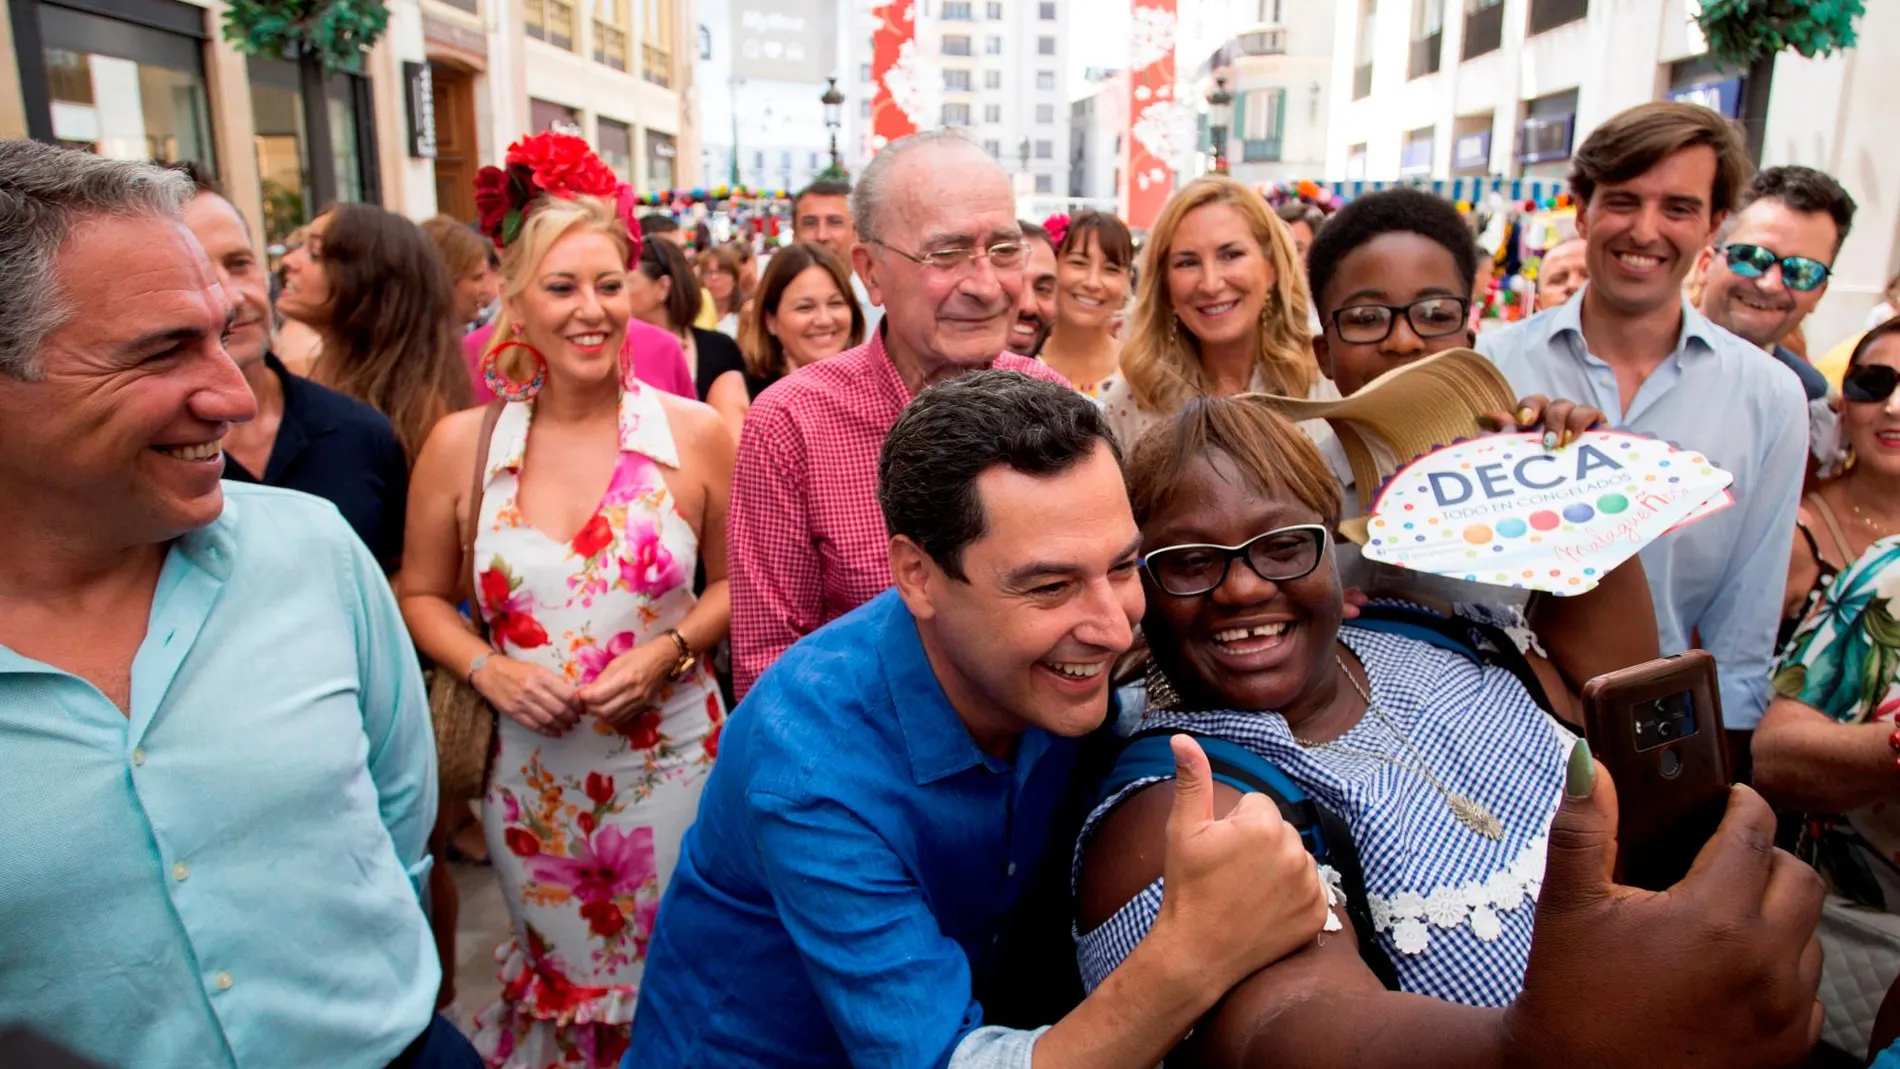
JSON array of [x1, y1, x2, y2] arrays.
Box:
[[458, 401, 506, 644]]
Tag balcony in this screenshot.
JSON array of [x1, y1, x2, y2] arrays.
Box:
[[1462, 0, 1503, 58], [1528, 0, 1588, 36], [1408, 31, 1441, 79], [1234, 25, 1287, 56], [641, 44, 671, 87], [1352, 62, 1372, 99], [1241, 137, 1282, 163]]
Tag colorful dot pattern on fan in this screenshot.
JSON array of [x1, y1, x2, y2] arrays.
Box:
[[1361, 430, 1734, 596]]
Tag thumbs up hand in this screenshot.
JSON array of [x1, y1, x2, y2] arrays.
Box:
[[1504, 740, 1826, 1069], [1152, 735, 1331, 993]]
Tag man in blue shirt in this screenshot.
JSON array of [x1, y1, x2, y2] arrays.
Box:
[[1479, 102, 1807, 743], [171, 162, 410, 571], [630, 371, 1332, 1067], [0, 142, 475, 1068]]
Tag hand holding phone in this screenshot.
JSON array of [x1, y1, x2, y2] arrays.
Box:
[[1580, 650, 1731, 891]]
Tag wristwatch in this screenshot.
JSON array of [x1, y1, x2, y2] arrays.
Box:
[[661, 629, 695, 680]]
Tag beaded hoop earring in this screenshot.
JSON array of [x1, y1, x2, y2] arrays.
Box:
[[483, 331, 547, 403]]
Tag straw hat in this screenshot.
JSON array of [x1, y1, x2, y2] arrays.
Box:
[[1242, 349, 1518, 542]]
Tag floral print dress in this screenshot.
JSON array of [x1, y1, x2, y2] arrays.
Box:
[[1774, 535, 1900, 908], [470, 383, 725, 1069]]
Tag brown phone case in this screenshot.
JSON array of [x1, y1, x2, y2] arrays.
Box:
[[1580, 650, 1731, 892]]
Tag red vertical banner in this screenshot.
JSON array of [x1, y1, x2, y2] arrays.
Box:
[[870, 1, 920, 152], [1123, 0, 1179, 231]]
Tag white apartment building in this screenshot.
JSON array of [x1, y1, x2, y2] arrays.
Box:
[[1186, 0, 1333, 185], [695, 0, 837, 193], [1327, 0, 1900, 352], [1069, 69, 1125, 204], [835, 0, 1072, 201]]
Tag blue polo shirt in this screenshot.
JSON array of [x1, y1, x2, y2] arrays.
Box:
[[222, 354, 408, 570], [628, 590, 1078, 1068]]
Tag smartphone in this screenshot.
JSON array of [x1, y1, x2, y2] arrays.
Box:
[[1580, 650, 1731, 892]]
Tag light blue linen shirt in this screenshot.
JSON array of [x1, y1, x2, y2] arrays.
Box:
[[1477, 292, 1808, 728], [0, 483, 439, 1069]]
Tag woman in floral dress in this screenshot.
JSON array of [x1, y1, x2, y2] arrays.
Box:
[[401, 134, 734, 1068]]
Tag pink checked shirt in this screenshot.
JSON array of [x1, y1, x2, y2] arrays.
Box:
[[728, 329, 1068, 697]]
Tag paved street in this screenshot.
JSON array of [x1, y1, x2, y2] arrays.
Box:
[[447, 860, 511, 1032]]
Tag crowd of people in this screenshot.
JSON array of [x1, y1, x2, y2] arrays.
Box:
[[3, 95, 1900, 1069]]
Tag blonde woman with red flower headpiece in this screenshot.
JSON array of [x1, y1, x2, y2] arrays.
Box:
[[400, 132, 734, 1069]]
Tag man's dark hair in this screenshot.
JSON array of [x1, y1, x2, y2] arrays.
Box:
[[1735, 165, 1859, 252], [1305, 188, 1477, 313], [1275, 200, 1325, 233], [161, 159, 227, 201], [1569, 101, 1753, 217], [879, 370, 1118, 581], [793, 177, 853, 218], [638, 212, 681, 236], [1019, 219, 1053, 250]]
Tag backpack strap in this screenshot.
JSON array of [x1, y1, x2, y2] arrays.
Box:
[[1098, 729, 1401, 990], [1351, 603, 1557, 717]]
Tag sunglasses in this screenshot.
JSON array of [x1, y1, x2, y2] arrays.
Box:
[[1139, 525, 1330, 598], [1717, 243, 1832, 292], [1844, 363, 1900, 405]]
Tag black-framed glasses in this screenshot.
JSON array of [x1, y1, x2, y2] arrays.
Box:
[[873, 239, 1027, 275], [1330, 296, 1470, 344], [1844, 363, 1900, 405], [1717, 243, 1832, 292], [1139, 525, 1330, 598]]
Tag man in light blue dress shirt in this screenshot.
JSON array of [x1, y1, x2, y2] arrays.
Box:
[[1478, 103, 1807, 742], [0, 142, 474, 1067]]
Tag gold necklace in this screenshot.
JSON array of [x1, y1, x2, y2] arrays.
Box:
[[1851, 499, 1899, 539], [1296, 655, 1505, 841]]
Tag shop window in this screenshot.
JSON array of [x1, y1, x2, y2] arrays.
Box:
[[33, 4, 214, 167], [247, 55, 376, 245], [647, 130, 677, 191], [598, 118, 634, 183]]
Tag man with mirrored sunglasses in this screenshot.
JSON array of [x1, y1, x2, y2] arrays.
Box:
[[1694, 165, 1858, 403]]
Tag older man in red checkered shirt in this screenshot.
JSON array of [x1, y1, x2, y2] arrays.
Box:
[[728, 130, 1070, 697]]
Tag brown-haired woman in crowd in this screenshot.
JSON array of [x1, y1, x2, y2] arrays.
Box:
[[1038, 210, 1133, 398], [1099, 174, 1322, 448], [278, 203, 473, 459], [697, 244, 745, 337], [629, 236, 748, 408], [420, 214, 500, 333], [711, 242, 864, 436]]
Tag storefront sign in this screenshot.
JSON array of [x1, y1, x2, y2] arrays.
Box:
[[1452, 130, 1491, 172], [1400, 134, 1434, 177], [1667, 78, 1743, 119], [1361, 431, 1733, 595], [422, 15, 488, 60], [403, 61, 436, 159]]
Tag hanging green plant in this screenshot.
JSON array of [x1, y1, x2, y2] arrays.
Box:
[[1693, 0, 1864, 68], [221, 0, 390, 69]]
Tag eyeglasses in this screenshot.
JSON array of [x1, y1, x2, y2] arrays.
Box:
[[1717, 243, 1832, 292], [1139, 525, 1330, 598], [1844, 363, 1900, 405], [1330, 296, 1471, 345], [873, 239, 1027, 275]]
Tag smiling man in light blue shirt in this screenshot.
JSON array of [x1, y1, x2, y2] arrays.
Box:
[[0, 142, 473, 1068], [1479, 103, 1806, 739]]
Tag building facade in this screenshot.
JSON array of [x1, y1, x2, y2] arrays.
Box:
[[694, 0, 835, 194], [1068, 68, 1124, 205], [1188, 0, 1333, 185], [1326, 0, 1900, 354]]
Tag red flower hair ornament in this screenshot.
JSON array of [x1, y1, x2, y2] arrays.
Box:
[[1041, 212, 1071, 250], [473, 131, 643, 266]]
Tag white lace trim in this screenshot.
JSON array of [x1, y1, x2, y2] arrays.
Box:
[[1320, 864, 1344, 933], [1365, 835, 1547, 956]]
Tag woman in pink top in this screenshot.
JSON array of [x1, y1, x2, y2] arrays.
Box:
[[464, 317, 696, 403]]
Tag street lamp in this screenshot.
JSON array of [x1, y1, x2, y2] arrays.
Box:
[[1017, 136, 1031, 174], [821, 76, 845, 171], [1206, 74, 1234, 173]]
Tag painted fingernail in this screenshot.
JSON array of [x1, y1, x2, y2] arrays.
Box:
[[1543, 430, 1560, 451], [1565, 738, 1596, 800], [1559, 429, 1573, 449], [1517, 406, 1535, 426]]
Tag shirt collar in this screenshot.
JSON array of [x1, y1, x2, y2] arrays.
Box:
[[866, 324, 917, 406], [870, 590, 996, 785], [498, 381, 681, 473], [1551, 285, 1719, 362], [176, 491, 241, 581]]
